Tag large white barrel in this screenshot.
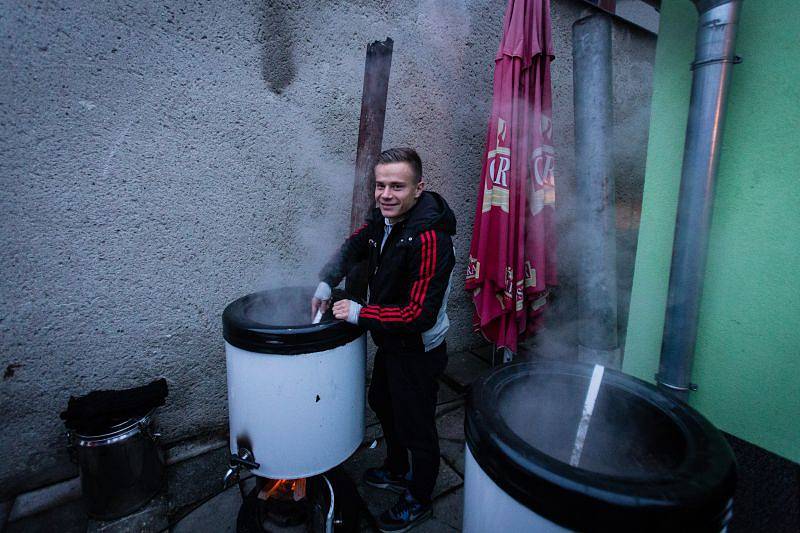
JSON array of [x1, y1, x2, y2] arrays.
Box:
[[463, 361, 737, 532], [463, 443, 566, 532], [223, 288, 365, 479]]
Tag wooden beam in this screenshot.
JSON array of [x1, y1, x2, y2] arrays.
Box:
[[350, 38, 393, 232], [346, 38, 393, 299]]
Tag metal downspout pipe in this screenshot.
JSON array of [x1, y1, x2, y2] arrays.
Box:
[[656, 0, 743, 400], [573, 11, 621, 369]]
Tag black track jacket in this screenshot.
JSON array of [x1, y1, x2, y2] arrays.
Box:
[[320, 191, 457, 355]]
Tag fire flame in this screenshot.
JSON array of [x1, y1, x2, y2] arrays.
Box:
[[258, 477, 307, 502]]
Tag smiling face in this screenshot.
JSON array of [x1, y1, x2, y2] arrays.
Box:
[[374, 161, 424, 222]]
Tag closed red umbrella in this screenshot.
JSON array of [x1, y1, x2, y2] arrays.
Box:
[[466, 0, 557, 353]]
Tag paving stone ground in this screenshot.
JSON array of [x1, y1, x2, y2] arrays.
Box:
[[341, 346, 489, 532], [436, 406, 468, 478], [441, 350, 491, 392]]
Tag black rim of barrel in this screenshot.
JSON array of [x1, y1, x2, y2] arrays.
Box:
[[222, 289, 362, 355]]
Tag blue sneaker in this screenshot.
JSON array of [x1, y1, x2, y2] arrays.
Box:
[[376, 490, 432, 532], [363, 465, 409, 494]]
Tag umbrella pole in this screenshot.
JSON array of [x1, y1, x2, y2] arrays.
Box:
[[492, 345, 514, 366]]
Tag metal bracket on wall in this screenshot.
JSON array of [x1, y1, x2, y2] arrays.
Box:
[[691, 55, 742, 70]]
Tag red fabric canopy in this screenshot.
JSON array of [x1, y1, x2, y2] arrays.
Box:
[[466, 0, 558, 352]]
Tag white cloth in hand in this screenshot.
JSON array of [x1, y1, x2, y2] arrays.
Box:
[[314, 281, 331, 301]]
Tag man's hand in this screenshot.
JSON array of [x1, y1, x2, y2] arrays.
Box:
[[311, 297, 329, 320], [333, 299, 363, 325], [332, 299, 351, 320]]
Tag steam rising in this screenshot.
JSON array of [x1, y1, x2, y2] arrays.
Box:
[[243, 286, 331, 327], [251, 100, 356, 296], [499, 370, 685, 477]]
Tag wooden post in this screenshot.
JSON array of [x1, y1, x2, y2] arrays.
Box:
[[346, 38, 393, 298], [350, 38, 393, 232]]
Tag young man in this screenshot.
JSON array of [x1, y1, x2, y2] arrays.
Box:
[[311, 148, 456, 531]]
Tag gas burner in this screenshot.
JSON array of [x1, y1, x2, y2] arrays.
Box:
[[262, 496, 309, 528], [236, 468, 361, 533], [260, 478, 310, 528]]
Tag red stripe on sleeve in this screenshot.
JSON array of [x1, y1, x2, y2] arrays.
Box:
[[351, 223, 368, 237], [359, 230, 438, 325], [409, 232, 429, 304]]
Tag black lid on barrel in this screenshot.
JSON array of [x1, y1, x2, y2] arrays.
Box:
[[223, 287, 362, 355], [465, 361, 737, 532]]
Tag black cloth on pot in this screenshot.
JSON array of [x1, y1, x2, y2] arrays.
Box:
[[60, 378, 168, 432]]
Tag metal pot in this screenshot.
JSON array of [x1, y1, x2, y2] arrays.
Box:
[[69, 410, 164, 520]]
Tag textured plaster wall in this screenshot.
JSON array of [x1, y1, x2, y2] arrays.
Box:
[[624, 0, 800, 462], [0, 0, 655, 496]]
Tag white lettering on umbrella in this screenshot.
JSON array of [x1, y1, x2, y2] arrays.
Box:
[[482, 117, 512, 213], [489, 156, 511, 187], [531, 145, 556, 186], [529, 143, 557, 216]]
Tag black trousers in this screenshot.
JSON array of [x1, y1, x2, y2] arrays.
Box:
[[367, 341, 448, 505]]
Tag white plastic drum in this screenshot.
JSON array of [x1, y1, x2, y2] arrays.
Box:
[[464, 443, 566, 532], [223, 288, 366, 479]]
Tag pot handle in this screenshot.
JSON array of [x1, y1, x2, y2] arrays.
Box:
[[138, 421, 162, 443], [65, 431, 78, 465]]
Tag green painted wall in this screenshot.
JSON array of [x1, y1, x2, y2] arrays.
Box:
[[624, 0, 800, 463]]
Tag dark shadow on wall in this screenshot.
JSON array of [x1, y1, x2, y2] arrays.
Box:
[[259, 1, 296, 94]]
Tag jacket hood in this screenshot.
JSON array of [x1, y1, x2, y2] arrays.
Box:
[[403, 191, 457, 236], [369, 191, 457, 236]]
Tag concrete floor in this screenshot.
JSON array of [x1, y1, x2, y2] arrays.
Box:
[[171, 345, 491, 533]]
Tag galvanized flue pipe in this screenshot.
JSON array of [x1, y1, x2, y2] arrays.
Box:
[[572, 11, 620, 369], [657, 0, 743, 400]]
